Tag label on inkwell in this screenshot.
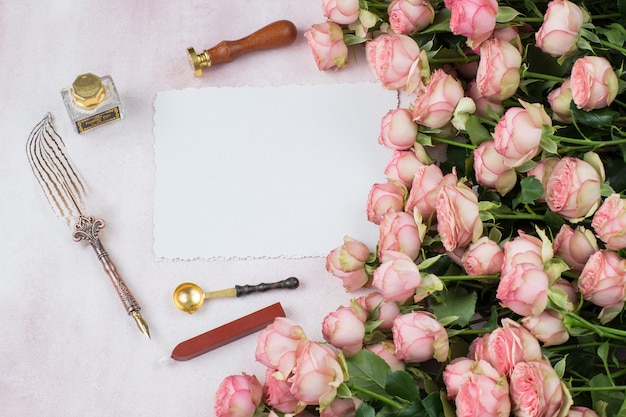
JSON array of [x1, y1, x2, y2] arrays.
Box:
[[76, 107, 122, 133]]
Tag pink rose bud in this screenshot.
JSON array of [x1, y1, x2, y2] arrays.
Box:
[[326, 236, 372, 291], [493, 100, 551, 168], [486, 318, 543, 376], [322, 0, 360, 25], [214, 374, 263, 417], [476, 38, 522, 102], [497, 263, 549, 317], [366, 180, 407, 225], [535, 0, 585, 57], [367, 341, 406, 371], [510, 361, 566, 417], [545, 156, 603, 222], [592, 194, 626, 250], [406, 164, 457, 220], [290, 341, 345, 408], [388, 0, 434, 35], [448, 0, 498, 50], [320, 397, 359, 417], [356, 291, 401, 329], [578, 250, 626, 308], [436, 182, 483, 252], [378, 108, 418, 150], [567, 406, 600, 417], [305, 22, 349, 71], [571, 56, 619, 111], [467, 81, 504, 118], [412, 69, 465, 129], [322, 304, 367, 357], [554, 224, 598, 273], [255, 317, 307, 377], [528, 157, 560, 201], [264, 369, 299, 414], [371, 251, 422, 302], [473, 140, 517, 195], [378, 211, 425, 261], [442, 357, 475, 399], [521, 309, 570, 346], [502, 230, 553, 274], [453, 360, 511, 417], [392, 311, 449, 363], [384, 146, 430, 187], [366, 33, 422, 91], [548, 78, 573, 123], [462, 236, 504, 276]]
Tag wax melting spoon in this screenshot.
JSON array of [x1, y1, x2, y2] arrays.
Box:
[[173, 277, 299, 314]]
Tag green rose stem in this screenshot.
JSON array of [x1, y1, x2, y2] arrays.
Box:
[[430, 135, 477, 150], [491, 213, 546, 221], [596, 39, 626, 55], [570, 385, 626, 393], [522, 71, 564, 83], [438, 274, 499, 281], [566, 312, 626, 341], [550, 135, 626, 150], [348, 385, 405, 409]]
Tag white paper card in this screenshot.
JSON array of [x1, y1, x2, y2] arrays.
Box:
[[154, 83, 398, 259]]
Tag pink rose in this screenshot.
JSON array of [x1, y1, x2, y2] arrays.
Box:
[[378, 211, 424, 261], [305, 22, 349, 71], [521, 309, 570, 346], [442, 357, 475, 399], [461, 236, 504, 276], [366, 33, 421, 91], [476, 38, 522, 102], [497, 262, 549, 317], [453, 360, 511, 417], [571, 56, 619, 111], [578, 250, 626, 308], [320, 397, 359, 417], [215, 374, 263, 417], [322, 0, 360, 25], [371, 251, 422, 302], [264, 369, 299, 414], [366, 180, 407, 225], [567, 407, 600, 417], [255, 317, 307, 377], [502, 230, 552, 274], [405, 164, 457, 220], [388, 0, 434, 35], [492, 100, 551, 168], [548, 78, 573, 123], [384, 146, 430, 187], [486, 318, 542, 376], [468, 333, 491, 362], [448, 0, 498, 50], [554, 224, 598, 273], [326, 236, 372, 291], [592, 194, 626, 250], [356, 291, 401, 329], [545, 156, 603, 222], [535, 0, 585, 57], [378, 108, 418, 150], [367, 341, 406, 371], [472, 140, 517, 195], [392, 311, 449, 362], [322, 304, 367, 357], [466, 81, 504, 119], [528, 157, 560, 201], [290, 341, 345, 408], [412, 69, 465, 129], [436, 182, 483, 252], [510, 361, 566, 417]]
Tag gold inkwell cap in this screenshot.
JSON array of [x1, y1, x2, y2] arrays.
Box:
[[71, 73, 106, 108]]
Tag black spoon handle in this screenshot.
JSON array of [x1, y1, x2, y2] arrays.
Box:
[[235, 277, 300, 297]]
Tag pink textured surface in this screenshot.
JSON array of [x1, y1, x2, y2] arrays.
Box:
[[0, 1, 376, 416]]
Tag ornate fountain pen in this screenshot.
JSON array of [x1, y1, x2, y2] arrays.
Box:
[[26, 114, 150, 338]]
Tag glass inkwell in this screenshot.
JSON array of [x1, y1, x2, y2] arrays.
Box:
[[61, 73, 124, 133]]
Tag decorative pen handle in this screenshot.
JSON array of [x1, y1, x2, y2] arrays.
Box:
[[235, 277, 300, 297], [72, 215, 140, 314]]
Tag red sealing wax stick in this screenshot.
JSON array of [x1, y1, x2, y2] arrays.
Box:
[[171, 302, 285, 361]]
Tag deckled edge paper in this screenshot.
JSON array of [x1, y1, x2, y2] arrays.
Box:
[[153, 82, 399, 260]]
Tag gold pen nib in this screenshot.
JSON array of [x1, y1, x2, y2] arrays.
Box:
[[131, 310, 151, 339]]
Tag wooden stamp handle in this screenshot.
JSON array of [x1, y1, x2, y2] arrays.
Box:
[[207, 20, 297, 65]]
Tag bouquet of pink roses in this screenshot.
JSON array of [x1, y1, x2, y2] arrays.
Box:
[[214, 0, 626, 416]]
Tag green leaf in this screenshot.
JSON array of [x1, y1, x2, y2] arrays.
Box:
[[540, 135, 558, 154], [512, 176, 543, 209], [386, 371, 420, 401], [590, 374, 625, 417], [418, 255, 443, 270], [422, 392, 444, 417], [570, 105, 619, 130], [619, 0, 626, 17], [356, 402, 376, 417], [429, 287, 477, 327], [420, 8, 451, 34], [553, 355, 567, 379], [345, 349, 391, 391], [337, 382, 353, 399], [464, 115, 492, 146], [496, 6, 520, 22], [344, 34, 368, 45]]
